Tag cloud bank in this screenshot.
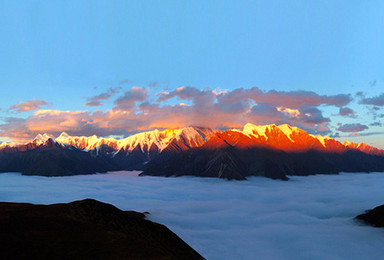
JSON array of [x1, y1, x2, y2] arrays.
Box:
[[1, 171, 384, 260], [1, 85, 376, 143]]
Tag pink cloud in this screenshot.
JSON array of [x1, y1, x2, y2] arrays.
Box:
[[9, 99, 49, 112], [338, 107, 356, 118], [0, 86, 357, 142]]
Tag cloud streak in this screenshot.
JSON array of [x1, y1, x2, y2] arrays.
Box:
[[337, 123, 369, 133], [84, 87, 121, 107], [9, 99, 49, 112], [359, 93, 384, 106]]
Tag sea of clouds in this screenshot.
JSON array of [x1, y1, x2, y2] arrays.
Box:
[[1, 171, 384, 260]]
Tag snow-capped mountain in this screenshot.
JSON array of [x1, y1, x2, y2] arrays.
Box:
[[51, 126, 217, 155], [32, 133, 53, 145], [1, 124, 383, 179], [142, 124, 384, 180], [231, 123, 347, 153], [343, 141, 384, 156], [1, 124, 383, 156]]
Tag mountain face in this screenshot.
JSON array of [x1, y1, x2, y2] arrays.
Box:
[[0, 199, 204, 260], [0, 124, 383, 180], [142, 129, 384, 180]]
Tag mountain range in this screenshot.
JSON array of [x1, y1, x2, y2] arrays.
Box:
[[1, 123, 383, 180]]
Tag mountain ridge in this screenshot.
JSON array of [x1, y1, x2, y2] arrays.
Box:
[[1, 123, 382, 156], [0, 123, 383, 179]]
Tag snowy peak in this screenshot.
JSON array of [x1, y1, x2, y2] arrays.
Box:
[[45, 126, 217, 155], [240, 123, 317, 150], [33, 133, 53, 145], [118, 129, 165, 152], [242, 123, 274, 139], [56, 132, 70, 141], [343, 141, 384, 156], [242, 123, 303, 142], [54, 133, 118, 151], [34, 133, 51, 142], [175, 126, 217, 147], [118, 126, 217, 153], [230, 123, 384, 154]]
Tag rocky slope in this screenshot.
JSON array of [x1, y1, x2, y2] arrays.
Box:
[[0, 199, 204, 260]]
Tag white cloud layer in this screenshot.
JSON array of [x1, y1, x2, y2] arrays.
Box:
[[1, 172, 384, 259]]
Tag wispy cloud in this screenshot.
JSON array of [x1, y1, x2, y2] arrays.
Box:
[[148, 81, 158, 88], [9, 99, 49, 113], [370, 121, 382, 127], [369, 80, 377, 87], [338, 107, 356, 118], [337, 123, 369, 133], [359, 93, 384, 106], [113, 87, 149, 111], [84, 87, 121, 107]]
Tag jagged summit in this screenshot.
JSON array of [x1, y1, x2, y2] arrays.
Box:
[[234, 123, 328, 152], [56, 132, 70, 140], [242, 123, 301, 140], [31, 133, 54, 146], [117, 126, 217, 153], [33, 133, 52, 143], [343, 141, 383, 155]]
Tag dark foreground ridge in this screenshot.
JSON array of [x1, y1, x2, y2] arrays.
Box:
[[0, 199, 204, 260], [356, 204, 384, 227]]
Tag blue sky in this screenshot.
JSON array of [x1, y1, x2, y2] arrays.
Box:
[[0, 1, 383, 147]]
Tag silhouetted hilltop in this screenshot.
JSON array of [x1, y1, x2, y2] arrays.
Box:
[[0, 199, 204, 260]]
